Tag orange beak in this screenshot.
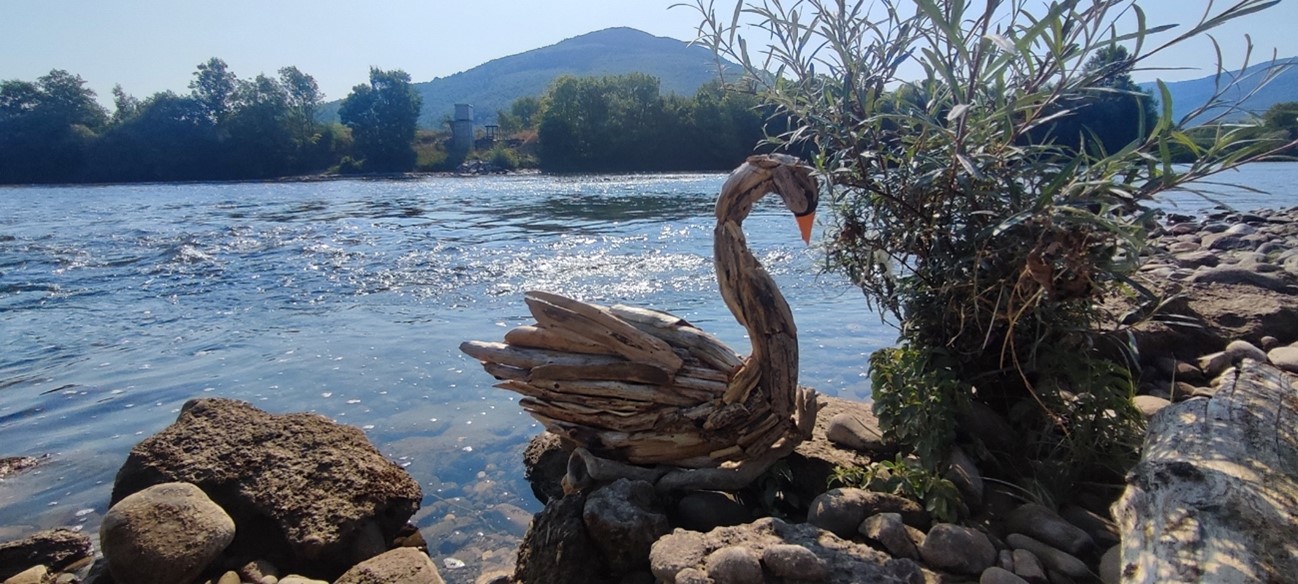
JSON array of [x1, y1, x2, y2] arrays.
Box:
[[796, 212, 815, 244]]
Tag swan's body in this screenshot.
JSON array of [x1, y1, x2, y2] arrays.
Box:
[[460, 154, 819, 475]]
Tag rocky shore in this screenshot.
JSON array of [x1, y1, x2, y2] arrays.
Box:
[[3, 206, 1297, 584]]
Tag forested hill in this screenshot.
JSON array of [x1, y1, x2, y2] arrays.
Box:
[[323, 27, 736, 127], [1140, 56, 1298, 124]]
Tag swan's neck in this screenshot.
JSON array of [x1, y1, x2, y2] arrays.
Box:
[[714, 192, 799, 409]]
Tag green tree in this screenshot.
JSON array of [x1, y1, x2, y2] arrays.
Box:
[[538, 73, 673, 171], [190, 57, 237, 124], [226, 74, 296, 177], [1034, 46, 1160, 155], [1263, 101, 1298, 140], [0, 69, 108, 182], [278, 66, 323, 141], [339, 68, 422, 172]]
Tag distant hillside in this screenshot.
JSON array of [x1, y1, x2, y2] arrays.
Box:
[[1140, 57, 1298, 124], [322, 27, 737, 128]]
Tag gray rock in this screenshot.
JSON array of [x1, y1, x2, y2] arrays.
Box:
[[583, 479, 670, 574], [1011, 549, 1047, 584], [648, 529, 707, 583], [1005, 504, 1093, 556], [0, 528, 92, 582], [1173, 250, 1220, 268], [704, 546, 762, 584], [997, 549, 1014, 571], [919, 523, 996, 575], [100, 482, 235, 584], [1260, 336, 1281, 351], [1190, 266, 1296, 292], [1133, 395, 1171, 418], [521, 432, 569, 504], [944, 446, 985, 504], [1174, 360, 1207, 384], [334, 547, 444, 584], [761, 544, 828, 581], [1005, 534, 1089, 580], [473, 571, 512, 584], [516, 493, 608, 584], [859, 513, 920, 560], [1099, 545, 1121, 584], [1268, 345, 1298, 374], [1224, 339, 1268, 363], [1166, 241, 1200, 253], [826, 411, 888, 452], [807, 488, 929, 537], [1059, 505, 1118, 547], [980, 566, 1029, 584], [675, 491, 750, 532], [111, 398, 421, 580]]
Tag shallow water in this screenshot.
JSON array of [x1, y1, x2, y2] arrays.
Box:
[[0, 163, 1294, 573]]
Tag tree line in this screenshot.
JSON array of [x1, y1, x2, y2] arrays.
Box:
[[6, 53, 1282, 185], [0, 59, 423, 184]]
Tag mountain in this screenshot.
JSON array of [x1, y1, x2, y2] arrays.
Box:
[[324, 27, 736, 128], [1139, 56, 1298, 124]]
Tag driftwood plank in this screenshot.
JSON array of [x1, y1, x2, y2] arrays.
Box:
[[525, 291, 684, 373], [529, 362, 672, 385], [460, 341, 626, 370], [504, 325, 615, 355], [1113, 360, 1298, 583]]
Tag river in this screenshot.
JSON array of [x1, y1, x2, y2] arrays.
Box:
[[1, 163, 1294, 573]]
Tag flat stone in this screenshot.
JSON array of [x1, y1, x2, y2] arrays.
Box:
[[1268, 346, 1298, 374], [649, 530, 707, 583], [1005, 534, 1089, 580], [1059, 505, 1118, 547], [1005, 504, 1093, 556], [920, 523, 996, 575], [825, 411, 888, 452]]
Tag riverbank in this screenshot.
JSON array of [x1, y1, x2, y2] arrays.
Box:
[[3, 205, 1298, 584]]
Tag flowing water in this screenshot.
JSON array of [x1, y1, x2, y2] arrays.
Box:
[[0, 163, 1294, 573]]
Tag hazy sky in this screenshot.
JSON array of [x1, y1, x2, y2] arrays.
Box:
[[3, 1, 1296, 107]]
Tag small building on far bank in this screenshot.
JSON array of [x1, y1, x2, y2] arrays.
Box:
[[451, 104, 474, 153]]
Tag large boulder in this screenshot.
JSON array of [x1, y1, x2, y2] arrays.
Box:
[[111, 398, 422, 580], [99, 482, 235, 584]]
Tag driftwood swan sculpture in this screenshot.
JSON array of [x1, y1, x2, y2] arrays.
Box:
[[460, 154, 820, 491]]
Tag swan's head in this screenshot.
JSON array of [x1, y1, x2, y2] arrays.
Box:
[[718, 154, 820, 243], [757, 154, 819, 244]]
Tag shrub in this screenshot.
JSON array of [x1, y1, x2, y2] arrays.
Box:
[[693, 0, 1296, 502]]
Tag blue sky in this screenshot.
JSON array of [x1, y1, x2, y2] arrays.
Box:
[[3, 1, 1296, 106]]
